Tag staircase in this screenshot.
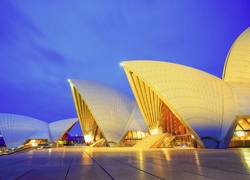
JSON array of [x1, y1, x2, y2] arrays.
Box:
[[90, 138, 106, 147], [133, 133, 169, 148]]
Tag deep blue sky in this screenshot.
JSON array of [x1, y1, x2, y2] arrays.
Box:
[[1, 1, 250, 135]]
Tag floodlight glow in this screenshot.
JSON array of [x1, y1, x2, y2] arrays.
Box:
[[30, 140, 38, 147], [67, 79, 71, 82], [150, 129, 158, 135], [137, 131, 141, 138], [85, 135, 91, 143], [119, 62, 124, 67]]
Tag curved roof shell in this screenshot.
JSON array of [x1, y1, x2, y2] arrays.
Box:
[[28, 124, 50, 140], [223, 27, 250, 116], [223, 27, 250, 82], [49, 118, 78, 142], [0, 113, 78, 149], [0, 113, 46, 149], [69, 79, 148, 144], [122, 60, 237, 148]]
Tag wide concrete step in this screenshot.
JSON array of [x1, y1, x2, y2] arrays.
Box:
[[133, 133, 168, 148], [90, 138, 106, 147]]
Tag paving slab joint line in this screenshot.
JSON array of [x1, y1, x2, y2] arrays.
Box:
[[103, 154, 165, 180], [15, 158, 52, 180], [84, 150, 115, 180], [64, 152, 75, 180], [151, 159, 250, 177], [145, 160, 217, 179], [114, 153, 217, 179], [0, 158, 32, 168]]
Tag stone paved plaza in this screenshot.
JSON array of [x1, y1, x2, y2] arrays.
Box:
[[0, 147, 250, 180]]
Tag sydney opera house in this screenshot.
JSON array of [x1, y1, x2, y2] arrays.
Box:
[[69, 27, 250, 149], [1, 27, 249, 150]]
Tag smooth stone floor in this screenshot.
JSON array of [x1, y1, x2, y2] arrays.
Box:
[[0, 147, 250, 180]]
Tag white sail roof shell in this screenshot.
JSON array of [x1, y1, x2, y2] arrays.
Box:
[[122, 60, 237, 141], [223, 27, 250, 116], [49, 118, 78, 142], [223, 27, 250, 82], [0, 113, 46, 149], [0, 113, 78, 149], [28, 124, 50, 140], [70, 79, 148, 143]]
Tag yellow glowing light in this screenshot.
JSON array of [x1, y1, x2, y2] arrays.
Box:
[[236, 131, 245, 137], [85, 135, 91, 143], [191, 135, 195, 139], [150, 129, 158, 135], [137, 131, 141, 138], [30, 140, 38, 147], [239, 120, 243, 123]]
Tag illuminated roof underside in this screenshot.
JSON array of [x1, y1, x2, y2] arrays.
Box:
[[69, 79, 148, 145]]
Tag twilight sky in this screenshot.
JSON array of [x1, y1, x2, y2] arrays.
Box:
[[0, 1, 250, 135]]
